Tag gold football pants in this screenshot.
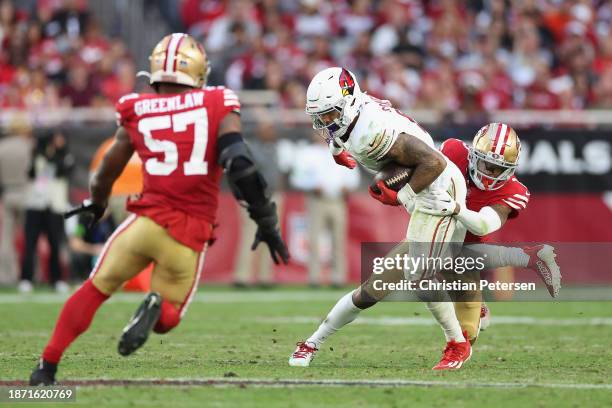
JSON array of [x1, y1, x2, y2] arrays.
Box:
[[90, 215, 206, 316]]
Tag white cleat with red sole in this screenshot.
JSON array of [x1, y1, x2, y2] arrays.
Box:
[[289, 341, 318, 367], [479, 303, 491, 331], [524, 244, 562, 298]]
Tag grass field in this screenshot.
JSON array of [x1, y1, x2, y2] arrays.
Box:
[[1, 286, 611, 407]]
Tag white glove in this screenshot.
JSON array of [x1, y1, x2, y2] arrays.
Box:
[[417, 190, 458, 216]]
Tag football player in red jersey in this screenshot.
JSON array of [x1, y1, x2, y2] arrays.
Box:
[[30, 33, 289, 385], [345, 122, 560, 344], [414, 123, 561, 343]]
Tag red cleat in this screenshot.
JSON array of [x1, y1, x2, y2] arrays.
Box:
[[523, 244, 562, 298], [432, 331, 472, 371]]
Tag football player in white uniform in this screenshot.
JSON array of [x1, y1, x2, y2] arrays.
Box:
[[289, 67, 472, 370]]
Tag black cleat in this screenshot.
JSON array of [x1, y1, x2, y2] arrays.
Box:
[[118, 292, 162, 356], [29, 359, 57, 386]]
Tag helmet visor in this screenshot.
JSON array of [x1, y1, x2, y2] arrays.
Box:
[[469, 148, 517, 190], [308, 106, 343, 132]]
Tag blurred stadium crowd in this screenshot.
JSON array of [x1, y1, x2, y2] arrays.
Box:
[[1, 0, 611, 290], [2, 0, 612, 112], [0, 0, 134, 109]]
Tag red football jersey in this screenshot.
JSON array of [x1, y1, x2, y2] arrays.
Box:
[[115, 86, 240, 251], [440, 138, 530, 243]]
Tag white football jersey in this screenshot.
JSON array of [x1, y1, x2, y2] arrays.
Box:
[[334, 95, 434, 173]]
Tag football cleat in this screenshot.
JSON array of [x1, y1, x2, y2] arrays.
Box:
[[29, 359, 57, 386], [118, 292, 162, 356], [479, 303, 491, 331], [523, 244, 562, 298], [432, 331, 472, 371], [288, 341, 318, 367]]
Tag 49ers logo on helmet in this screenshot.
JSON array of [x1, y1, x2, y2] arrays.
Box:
[[339, 68, 355, 96]]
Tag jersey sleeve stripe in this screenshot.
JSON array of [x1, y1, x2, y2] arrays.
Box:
[[374, 131, 399, 161], [506, 197, 527, 207], [502, 199, 522, 210], [507, 200, 527, 208], [367, 130, 386, 155], [118, 93, 139, 104], [223, 94, 239, 101], [508, 196, 528, 204], [513, 193, 529, 201]]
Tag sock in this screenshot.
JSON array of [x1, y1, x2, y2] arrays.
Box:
[[416, 281, 465, 343], [153, 300, 181, 334], [464, 244, 529, 268], [426, 301, 466, 343], [306, 290, 361, 348], [42, 279, 110, 364], [453, 301, 482, 342]]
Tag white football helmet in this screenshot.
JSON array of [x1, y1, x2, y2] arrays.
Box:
[[305, 67, 363, 138]]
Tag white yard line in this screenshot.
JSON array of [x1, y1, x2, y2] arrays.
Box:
[[1, 290, 611, 304], [256, 316, 612, 326], [0, 291, 343, 304], [1, 378, 610, 390], [1, 292, 611, 326]]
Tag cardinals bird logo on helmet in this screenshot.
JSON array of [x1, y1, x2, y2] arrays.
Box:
[[339, 68, 356, 96]]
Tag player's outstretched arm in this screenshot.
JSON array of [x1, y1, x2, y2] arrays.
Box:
[[65, 127, 134, 226], [419, 193, 509, 236], [454, 203, 509, 236], [90, 127, 135, 207], [217, 112, 289, 265]]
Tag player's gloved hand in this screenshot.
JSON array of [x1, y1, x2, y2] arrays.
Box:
[[368, 180, 399, 206], [329, 142, 356, 169], [63, 199, 106, 228], [332, 150, 357, 169], [417, 190, 458, 216], [248, 202, 290, 265]]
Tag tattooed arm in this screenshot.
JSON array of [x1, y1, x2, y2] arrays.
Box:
[[384, 133, 446, 194]]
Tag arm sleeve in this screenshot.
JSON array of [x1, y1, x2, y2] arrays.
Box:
[[455, 205, 503, 236]]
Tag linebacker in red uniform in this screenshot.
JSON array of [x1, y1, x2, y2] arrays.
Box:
[[30, 33, 289, 385], [418, 123, 561, 343]]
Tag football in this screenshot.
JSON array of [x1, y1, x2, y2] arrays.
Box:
[[370, 163, 414, 193]]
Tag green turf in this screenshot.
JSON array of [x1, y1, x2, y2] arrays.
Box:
[[1, 287, 611, 407]]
